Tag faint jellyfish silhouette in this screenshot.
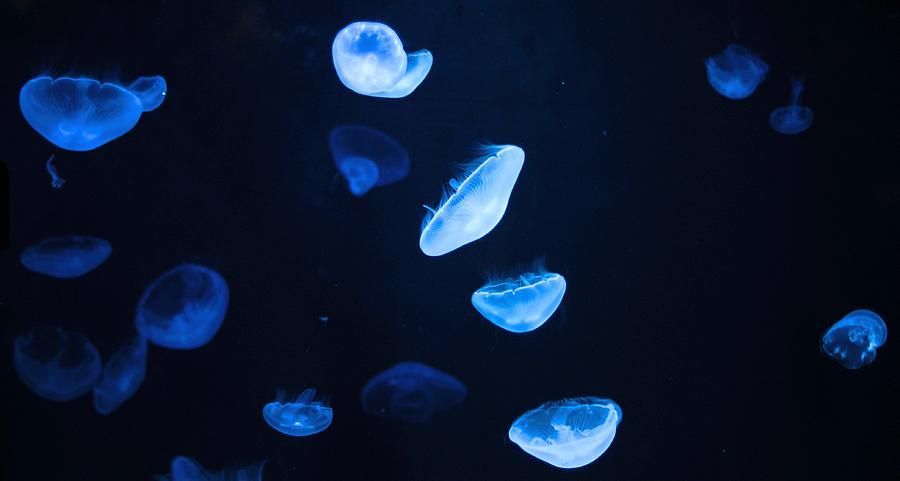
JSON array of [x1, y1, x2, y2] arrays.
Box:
[[14, 327, 101, 401], [93, 335, 148, 414], [46, 154, 65, 188], [332, 21, 433, 98], [472, 262, 567, 333], [262, 387, 333, 436], [420, 144, 525, 256], [509, 397, 622, 469], [822, 309, 888, 369], [126, 75, 167, 112], [329, 125, 410, 196], [20, 235, 112, 278], [704, 43, 768, 99], [769, 77, 814, 134], [361, 361, 466, 424], [156, 456, 267, 481], [135, 264, 229, 350]]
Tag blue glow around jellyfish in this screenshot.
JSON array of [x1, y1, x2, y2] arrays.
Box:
[[20, 235, 112, 279], [19, 76, 144, 151], [419, 145, 525, 256], [822, 309, 888, 369], [127, 75, 167, 112], [329, 125, 410, 196], [361, 361, 466, 424], [14, 327, 101, 402], [704, 44, 768, 99], [509, 397, 622, 469], [332, 21, 433, 98], [93, 335, 148, 414], [157, 456, 267, 481], [262, 388, 333, 437], [135, 263, 229, 350], [472, 263, 566, 333], [769, 78, 814, 134]]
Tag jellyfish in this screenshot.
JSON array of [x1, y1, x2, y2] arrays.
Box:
[[135, 263, 229, 350], [704, 43, 768, 100], [20, 235, 112, 278], [361, 361, 466, 424], [262, 387, 333, 437], [329, 125, 410, 196], [472, 263, 566, 333], [769, 78, 814, 134], [822, 309, 888, 369], [46, 154, 65, 188], [14, 327, 101, 402], [126, 75, 167, 112], [419, 145, 525, 256], [93, 335, 148, 414], [19, 76, 144, 151], [509, 397, 622, 469], [156, 456, 266, 481], [332, 21, 433, 98]]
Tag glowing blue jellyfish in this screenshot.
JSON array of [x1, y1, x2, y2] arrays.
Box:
[[332, 21, 433, 98], [19, 76, 144, 151], [362, 361, 466, 424], [769, 78, 814, 134], [135, 264, 229, 350], [472, 264, 566, 333], [704, 44, 768, 99], [419, 145, 525, 256], [46, 154, 65, 188], [509, 397, 622, 469], [14, 327, 101, 402], [93, 335, 147, 414], [822, 309, 888, 369], [20, 235, 112, 279], [262, 387, 333, 437], [329, 125, 410, 196], [157, 456, 266, 481], [127, 75, 167, 112]]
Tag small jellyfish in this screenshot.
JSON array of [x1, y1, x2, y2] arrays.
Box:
[[332, 21, 433, 98], [14, 327, 101, 402], [262, 388, 333, 437], [822, 309, 888, 369], [135, 263, 229, 350], [93, 335, 148, 414], [361, 361, 466, 424], [329, 125, 410, 196], [472, 263, 567, 333], [509, 397, 622, 469], [20, 235, 112, 278], [126, 75, 167, 112], [19, 76, 144, 151], [419, 145, 525, 256], [46, 154, 65, 188], [769, 78, 814, 134], [157, 456, 266, 481], [704, 43, 768, 99]]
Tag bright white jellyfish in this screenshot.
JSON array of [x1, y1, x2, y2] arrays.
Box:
[[419, 145, 525, 256], [471, 262, 566, 333], [822, 309, 888, 369], [332, 21, 433, 98], [508, 397, 622, 469]]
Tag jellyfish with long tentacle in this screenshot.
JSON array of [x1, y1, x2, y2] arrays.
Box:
[[46, 154, 65, 188], [329, 125, 410, 196], [704, 43, 768, 99], [93, 335, 148, 414], [769, 78, 814, 134], [20, 235, 112, 278], [262, 388, 333, 436], [14, 327, 101, 402], [822, 309, 887, 369], [472, 261, 567, 333], [126, 75, 167, 112]]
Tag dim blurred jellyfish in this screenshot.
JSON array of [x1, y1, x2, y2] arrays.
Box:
[[704, 43, 768, 99], [419, 145, 525, 256], [362, 361, 466, 424], [332, 21, 433, 98], [46, 154, 65, 188], [135, 263, 229, 350], [509, 397, 622, 469], [14, 327, 101, 401], [769, 78, 814, 134], [472, 262, 566, 333], [329, 125, 410, 196], [20, 235, 112, 278], [93, 335, 148, 414], [156, 456, 267, 481], [822, 309, 888, 369], [262, 387, 333, 436], [127, 75, 167, 112]]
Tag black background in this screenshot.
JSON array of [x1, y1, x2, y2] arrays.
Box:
[[2, 0, 899, 480]]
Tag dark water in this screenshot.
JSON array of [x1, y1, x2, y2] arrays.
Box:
[[2, 0, 899, 480]]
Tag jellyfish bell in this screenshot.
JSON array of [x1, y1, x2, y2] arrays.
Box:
[[262, 388, 334, 437], [704, 43, 768, 100], [127, 75, 167, 112], [14, 327, 101, 402], [329, 125, 410, 197], [769, 78, 814, 135], [822, 309, 888, 369], [160, 456, 267, 481], [472, 264, 567, 333], [93, 335, 148, 414], [20, 235, 112, 279], [361, 361, 466, 424]]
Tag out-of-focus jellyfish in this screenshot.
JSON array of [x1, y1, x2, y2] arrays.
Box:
[[361, 361, 466, 424], [704, 43, 768, 99], [332, 21, 433, 98], [156, 456, 267, 481], [509, 397, 622, 469], [472, 262, 567, 333], [419, 145, 525, 256], [14, 327, 101, 402], [262, 387, 333, 436], [769, 78, 814, 134], [329, 125, 410, 196], [19, 76, 144, 151], [20, 235, 112, 279], [93, 335, 148, 414], [126, 75, 167, 112], [135, 263, 229, 350], [822, 309, 888, 369], [46, 154, 65, 188]]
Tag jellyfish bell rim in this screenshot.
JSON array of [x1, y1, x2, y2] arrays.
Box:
[[830, 309, 888, 347], [367, 48, 434, 99]]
